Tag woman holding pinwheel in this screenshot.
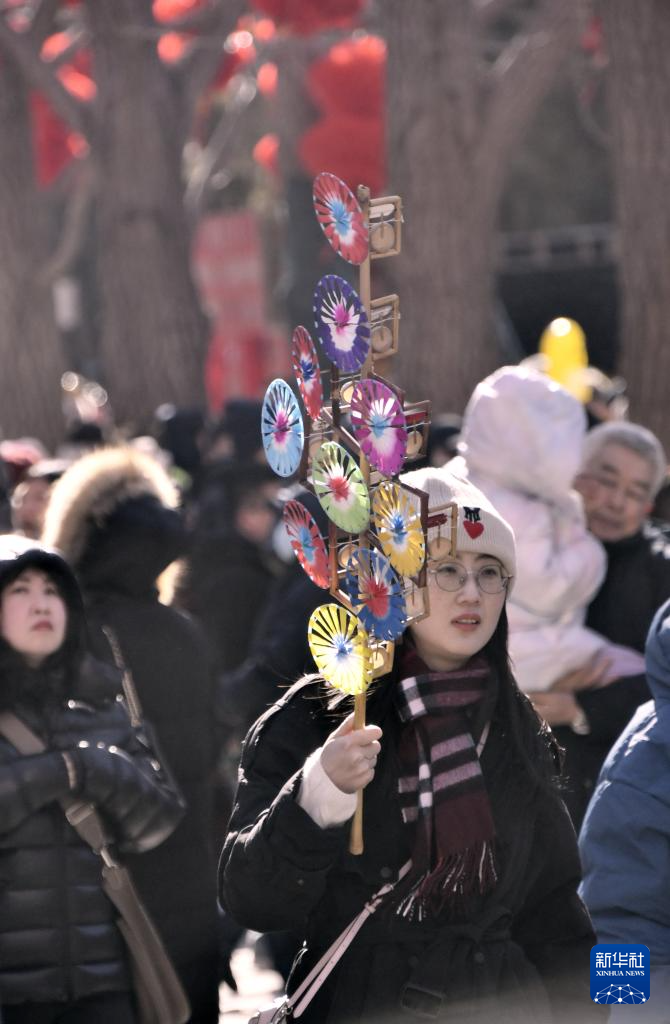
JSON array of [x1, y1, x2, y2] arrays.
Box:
[[219, 467, 600, 1024]]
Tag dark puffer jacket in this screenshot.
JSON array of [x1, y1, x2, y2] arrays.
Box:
[[220, 675, 603, 1024], [42, 447, 220, 1022], [0, 659, 184, 1005]]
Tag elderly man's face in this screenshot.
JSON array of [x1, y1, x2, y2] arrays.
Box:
[[575, 443, 655, 542]]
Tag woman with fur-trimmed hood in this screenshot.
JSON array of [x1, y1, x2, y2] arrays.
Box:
[[43, 447, 220, 1024]]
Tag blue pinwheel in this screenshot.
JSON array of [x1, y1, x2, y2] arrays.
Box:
[[261, 379, 304, 477], [343, 547, 407, 641]]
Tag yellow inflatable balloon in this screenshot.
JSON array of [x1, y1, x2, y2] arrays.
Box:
[[538, 317, 592, 403]]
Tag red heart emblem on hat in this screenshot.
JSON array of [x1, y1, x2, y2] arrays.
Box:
[[464, 521, 484, 539]]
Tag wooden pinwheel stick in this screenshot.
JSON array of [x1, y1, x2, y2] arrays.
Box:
[[349, 690, 367, 856]]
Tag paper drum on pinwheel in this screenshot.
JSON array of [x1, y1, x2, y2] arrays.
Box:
[[291, 327, 323, 422], [308, 603, 372, 695], [261, 379, 304, 477], [372, 482, 425, 577], [350, 379, 408, 476], [313, 172, 369, 266], [312, 441, 370, 533], [283, 499, 330, 589], [313, 275, 370, 373], [343, 547, 407, 641]]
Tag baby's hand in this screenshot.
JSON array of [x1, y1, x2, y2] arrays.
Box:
[[320, 712, 382, 794]]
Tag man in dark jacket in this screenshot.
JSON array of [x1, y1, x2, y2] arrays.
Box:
[[533, 421, 670, 826], [579, 597, 670, 1020]]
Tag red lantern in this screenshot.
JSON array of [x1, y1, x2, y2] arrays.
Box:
[[30, 93, 88, 188], [298, 112, 384, 196], [248, 0, 364, 36], [307, 35, 385, 119], [152, 0, 206, 22], [253, 133, 280, 178]]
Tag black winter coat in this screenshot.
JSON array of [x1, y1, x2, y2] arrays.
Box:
[[558, 522, 670, 826], [220, 677, 603, 1024], [0, 661, 184, 1005], [85, 591, 220, 1022]]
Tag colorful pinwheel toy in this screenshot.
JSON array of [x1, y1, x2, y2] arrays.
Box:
[[292, 326, 323, 421], [308, 603, 372, 696], [312, 172, 369, 266], [313, 275, 370, 373], [283, 500, 330, 589], [343, 547, 407, 641], [312, 441, 370, 533], [372, 481, 426, 577], [261, 379, 304, 478], [350, 379, 408, 477]]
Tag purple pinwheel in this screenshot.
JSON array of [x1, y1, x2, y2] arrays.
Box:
[[350, 379, 408, 476], [313, 275, 370, 373], [313, 172, 369, 266]]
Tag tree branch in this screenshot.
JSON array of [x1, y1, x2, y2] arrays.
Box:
[[0, 14, 92, 137], [39, 158, 96, 284], [178, 0, 247, 125], [28, 0, 61, 43], [476, 0, 584, 202], [155, 2, 235, 35], [473, 0, 522, 28]]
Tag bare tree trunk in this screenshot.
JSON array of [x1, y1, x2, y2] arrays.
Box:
[[0, 53, 65, 446], [384, 0, 579, 414], [602, 0, 670, 451], [385, 1, 494, 413], [86, 0, 207, 429]]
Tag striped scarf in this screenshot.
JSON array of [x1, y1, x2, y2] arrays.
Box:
[[394, 650, 497, 920]]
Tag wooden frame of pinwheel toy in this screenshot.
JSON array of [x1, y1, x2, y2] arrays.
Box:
[[261, 172, 459, 855]]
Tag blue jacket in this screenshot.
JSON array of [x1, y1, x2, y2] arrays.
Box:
[[579, 597, 670, 964]]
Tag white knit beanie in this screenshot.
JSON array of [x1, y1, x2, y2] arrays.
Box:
[[400, 465, 516, 588]]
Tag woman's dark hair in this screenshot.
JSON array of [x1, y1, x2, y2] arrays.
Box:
[[0, 557, 86, 711], [482, 606, 562, 794]]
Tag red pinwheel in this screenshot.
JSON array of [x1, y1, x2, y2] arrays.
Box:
[[350, 379, 408, 476], [313, 275, 370, 373], [313, 172, 369, 265], [292, 326, 323, 421], [283, 500, 330, 588]]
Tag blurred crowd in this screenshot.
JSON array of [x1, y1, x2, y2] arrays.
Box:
[[2, 355, 670, 1023]]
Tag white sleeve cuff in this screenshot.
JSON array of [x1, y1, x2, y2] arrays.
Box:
[[297, 747, 357, 829]]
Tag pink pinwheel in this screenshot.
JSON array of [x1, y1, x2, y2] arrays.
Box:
[[350, 379, 408, 476], [313, 172, 369, 265]]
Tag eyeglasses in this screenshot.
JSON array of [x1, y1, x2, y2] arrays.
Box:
[[579, 473, 651, 507], [428, 562, 511, 595]]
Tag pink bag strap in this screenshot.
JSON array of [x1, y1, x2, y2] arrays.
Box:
[[289, 860, 411, 1019]]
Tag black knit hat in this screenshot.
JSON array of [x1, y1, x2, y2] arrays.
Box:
[[0, 534, 81, 601], [0, 535, 85, 655]]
